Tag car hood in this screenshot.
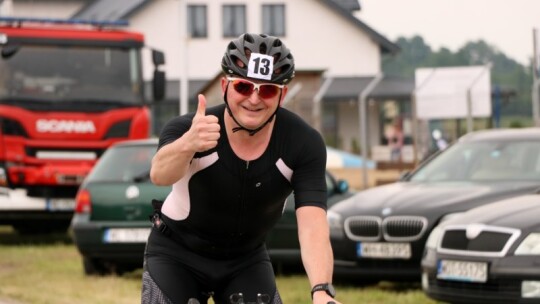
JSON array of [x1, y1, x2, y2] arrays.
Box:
[[330, 181, 540, 220], [440, 194, 540, 230]]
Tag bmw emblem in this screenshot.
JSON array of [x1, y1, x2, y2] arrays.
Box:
[[382, 207, 392, 216]]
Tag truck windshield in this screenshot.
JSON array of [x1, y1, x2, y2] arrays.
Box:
[[0, 44, 142, 110]]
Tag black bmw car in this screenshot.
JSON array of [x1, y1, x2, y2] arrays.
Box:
[[328, 128, 540, 281], [421, 193, 540, 304]]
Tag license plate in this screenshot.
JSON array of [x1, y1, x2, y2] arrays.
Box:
[[357, 242, 411, 259], [437, 260, 488, 283], [103, 228, 151, 243], [46, 198, 75, 211]]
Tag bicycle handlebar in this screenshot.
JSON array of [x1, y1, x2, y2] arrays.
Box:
[[229, 292, 270, 304], [187, 292, 271, 304]]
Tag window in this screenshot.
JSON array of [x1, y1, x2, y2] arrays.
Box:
[[188, 5, 207, 38], [223, 5, 246, 37], [262, 4, 285, 36]]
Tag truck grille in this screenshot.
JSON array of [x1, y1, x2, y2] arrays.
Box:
[[438, 225, 520, 257], [344, 216, 428, 241]]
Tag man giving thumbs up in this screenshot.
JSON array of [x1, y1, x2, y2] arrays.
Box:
[[143, 33, 340, 304]]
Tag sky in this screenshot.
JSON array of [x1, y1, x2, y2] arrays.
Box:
[[356, 0, 540, 66]]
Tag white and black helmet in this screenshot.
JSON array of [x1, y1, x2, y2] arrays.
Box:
[[221, 33, 295, 85]]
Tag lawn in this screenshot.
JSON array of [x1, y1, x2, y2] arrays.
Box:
[[0, 226, 437, 304]]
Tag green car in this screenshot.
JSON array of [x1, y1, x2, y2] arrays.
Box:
[[71, 139, 352, 275]]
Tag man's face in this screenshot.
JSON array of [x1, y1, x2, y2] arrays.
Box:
[[221, 76, 287, 130]]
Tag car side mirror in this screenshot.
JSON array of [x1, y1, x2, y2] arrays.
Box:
[[336, 180, 349, 194], [399, 171, 411, 181], [1, 44, 20, 59]]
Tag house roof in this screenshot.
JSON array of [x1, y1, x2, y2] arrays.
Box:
[[323, 75, 518, 103], [329, 0, 361, 11], [71, 0, 149, 21], [72, 0, 398, 54], [324, 75, 415, 101]]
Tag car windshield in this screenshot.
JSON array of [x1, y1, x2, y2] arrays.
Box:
[[87, 144, 156, 182], [410, 140, 540, 182]]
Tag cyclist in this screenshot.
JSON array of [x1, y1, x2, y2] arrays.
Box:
[[141, 33, 341, 304]]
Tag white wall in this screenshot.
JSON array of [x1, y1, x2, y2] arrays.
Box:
[[130, 0, 382, 81], [285, 0, 381, 77], [3, 0, 384, 81]]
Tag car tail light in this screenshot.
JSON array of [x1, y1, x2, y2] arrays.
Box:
[[75, 189, 92, 214]]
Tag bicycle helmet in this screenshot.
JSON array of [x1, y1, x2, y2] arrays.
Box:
[[221, 33, 295, 85]]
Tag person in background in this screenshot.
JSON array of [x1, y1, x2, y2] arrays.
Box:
[[386, 117, 404, 162], [141, 33, 340, 304], [432, 129, 448, 151]]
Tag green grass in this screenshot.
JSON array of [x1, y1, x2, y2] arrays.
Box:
[[0, 226, 437, 304]]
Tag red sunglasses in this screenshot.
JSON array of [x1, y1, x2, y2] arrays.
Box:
[[227, 77, 284, 99]]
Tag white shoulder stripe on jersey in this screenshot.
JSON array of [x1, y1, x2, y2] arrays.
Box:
[[276, 158, 292, 183], [162, 152, 219, 220]]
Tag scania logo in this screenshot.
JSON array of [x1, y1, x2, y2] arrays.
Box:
[[36, 119, 96, 134]]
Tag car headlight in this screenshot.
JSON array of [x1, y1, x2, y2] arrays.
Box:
[[327, 210, 343, 239], [425, 226, 442, 250], [515, 233, 540, 255]]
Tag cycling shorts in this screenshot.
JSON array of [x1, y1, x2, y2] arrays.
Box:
[[141, 228, 283, 304]]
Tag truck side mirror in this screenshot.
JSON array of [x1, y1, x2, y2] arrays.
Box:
[[151, 49, 166, 101], [152, 49, 165, 66], [153, 70, 166, 101]]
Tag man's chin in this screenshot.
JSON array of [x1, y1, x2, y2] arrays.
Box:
[[237, 117, 266, 128]]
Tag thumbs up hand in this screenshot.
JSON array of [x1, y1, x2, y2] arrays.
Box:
[[187, 94, 220, 152]]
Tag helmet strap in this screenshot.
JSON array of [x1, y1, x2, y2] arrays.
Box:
[[223, 84, 281, 136]]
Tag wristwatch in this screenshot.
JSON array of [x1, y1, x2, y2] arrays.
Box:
[[311, 283, 336, 299]]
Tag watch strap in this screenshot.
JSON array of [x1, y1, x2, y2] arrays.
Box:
[[311, 283, 335, 299]]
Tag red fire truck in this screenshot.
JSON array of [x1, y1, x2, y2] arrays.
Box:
[[0, 17, 165, 233]]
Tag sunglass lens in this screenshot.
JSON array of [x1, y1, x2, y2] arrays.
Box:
[[232, 80, 254, 96], [259, 85, 280, 99]]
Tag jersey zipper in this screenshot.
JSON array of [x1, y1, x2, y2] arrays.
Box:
[[237, 160, 249, 236], [231, 160, 248, 254]]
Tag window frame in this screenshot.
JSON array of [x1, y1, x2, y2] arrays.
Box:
[[187, 4, 208, 38], [222, 4, 247, 38]]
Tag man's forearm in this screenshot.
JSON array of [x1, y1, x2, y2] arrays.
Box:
[[297, 207, 334, 286], [150, 137, 195, 186]]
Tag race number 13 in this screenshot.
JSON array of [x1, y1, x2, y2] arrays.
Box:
[[247, 53, 274, 80]]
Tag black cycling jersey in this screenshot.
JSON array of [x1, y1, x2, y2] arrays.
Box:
[[157, 104, 327, 258], [143, 104, 327, 303]]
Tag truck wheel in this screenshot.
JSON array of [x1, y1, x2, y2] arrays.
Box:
[[83, 256, 110, 276]]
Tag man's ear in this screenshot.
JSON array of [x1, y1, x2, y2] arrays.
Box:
[[221, 77, 228, 95], [279, 86, 289, 106]]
